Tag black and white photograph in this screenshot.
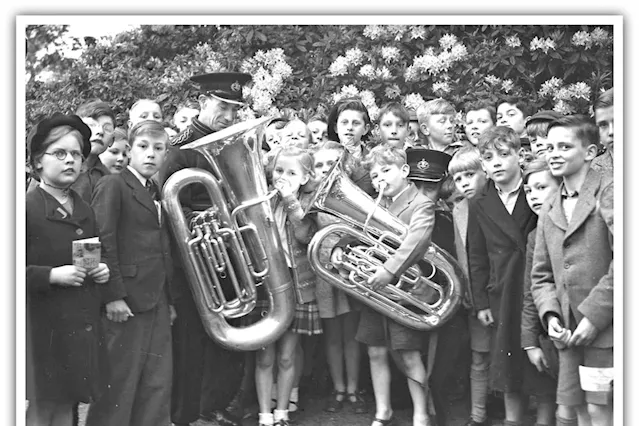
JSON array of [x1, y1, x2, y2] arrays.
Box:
[[15, 12, 625, 426]]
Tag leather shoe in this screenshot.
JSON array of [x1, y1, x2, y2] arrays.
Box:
[[200, 409, 242, 426]]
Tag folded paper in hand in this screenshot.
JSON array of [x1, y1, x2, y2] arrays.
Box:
[[579, 365, 614, 392], [72, 237, 101, 270]]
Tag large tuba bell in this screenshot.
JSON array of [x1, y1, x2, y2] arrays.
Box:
[[162, 116, 295, 351], [305, 160, 465, 330]]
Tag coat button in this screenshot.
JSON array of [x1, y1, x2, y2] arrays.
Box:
[[76, 228, 84, 235], [85, 324, 93, 331], [564, 263, 570, 269]]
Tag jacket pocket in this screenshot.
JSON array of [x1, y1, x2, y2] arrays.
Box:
[[120, 264, 137, 278]]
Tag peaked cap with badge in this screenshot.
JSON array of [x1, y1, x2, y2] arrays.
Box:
[[406, 147, 452, 183], [190, 72, 252, 106]]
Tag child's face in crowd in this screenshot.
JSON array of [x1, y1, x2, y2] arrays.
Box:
[[465, 109, 494, 146], [421, 114, 454, 146], [99, 139, 130, 174], [452, 168, 487, 199], [524, 170, 560, 215], [81, 116, 109, 156], [415, 180, 441, 202], [129, 100, 163, 127], [545, 126, 596, 178], [313, 148, 341, 183], [446, 189, 466, 210], [265, 124, 281, 149], [530, 134, 549, 158], [481, 144, 521, 187], [36, 133, 84, 187], [497, 103, 527, 136], [307, 120, 328, 146], [272, 155, 310, 195], [174, 107, 199, 133], [369, 162, 409, 199], [281, 119, 310, 149], [128, 134, 168, 179], [378, 112, 409, 149], [336, 110, 369, 146], [408, 121, 421, 144], [595, 105, 614, 153]]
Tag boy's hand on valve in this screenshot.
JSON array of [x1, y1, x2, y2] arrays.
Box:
[[367, 266, 394, 291]]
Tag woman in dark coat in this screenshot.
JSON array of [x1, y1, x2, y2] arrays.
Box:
[[26, 114, 110, 426]]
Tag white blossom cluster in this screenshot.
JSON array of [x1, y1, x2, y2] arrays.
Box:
[[530, 37, 557, 54], [329, 47, 365, 77], [571, 27, 612, 49], [380, 46, 401, 63], [538, 78, 592, 114], [384, 84, 401, 99], [161, 44, 223, 86], [402, 93, 427, 112], [480, 75, 515, 94], [331, 85, 381, 120], [432, 81, 451, 95], [404, 35, 468, 82], [363, 25, 426, 41], [505, 35, 522, 48], [240, 48, 293, 115]]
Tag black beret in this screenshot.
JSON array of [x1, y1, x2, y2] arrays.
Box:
[[27, 113, 92, 161], [406, 147, 452, 183], [525, 110, 563, 126], [190, 72, 252, 105]]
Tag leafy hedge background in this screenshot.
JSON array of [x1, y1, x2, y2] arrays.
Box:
[[25, 24, 614, 130]]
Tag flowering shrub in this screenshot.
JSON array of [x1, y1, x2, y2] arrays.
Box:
[[25, 24, 614, 132]]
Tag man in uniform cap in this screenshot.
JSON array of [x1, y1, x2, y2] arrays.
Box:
[[158, 72, 251, 426]]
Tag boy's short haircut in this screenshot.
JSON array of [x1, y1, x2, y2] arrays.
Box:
[[130, 99, 161, 115], [477, 126, 521, 154], [416, 98, 456, 125], [464, 100, 497, 124], [362, 145, 407, 172], [593, 87, 613, 111], [128, 120, 169, 144], [113, 127, 129, 143], [76, 98, 116, 124], [177, 99, 200, 111], [525, 110, 563, 139], [523, 157, 561, 185], [307, 113, 327, 124], [547, 114, 599, 148], [378, 102, 410, 124], [448, 146, 483, 176], [497, 95, 533, 118]]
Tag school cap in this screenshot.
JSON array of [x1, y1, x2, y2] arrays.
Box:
[[190, 72, 252, 106], [406, 147, 452, 183], [525, 110, 563, 126], [27, 113, 92, 160]]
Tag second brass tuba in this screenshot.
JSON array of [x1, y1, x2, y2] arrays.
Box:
[[162, 117, 295, 351], [305, 160, 465, 331]]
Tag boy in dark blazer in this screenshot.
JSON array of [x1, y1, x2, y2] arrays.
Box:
[[467, 126, 537, 426], [86, 120, 174, 426], [531, 115, 613, 426]]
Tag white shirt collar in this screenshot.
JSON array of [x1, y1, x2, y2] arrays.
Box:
[[127, 165, 148, 187]]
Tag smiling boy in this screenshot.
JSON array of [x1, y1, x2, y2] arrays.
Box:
[[531, 115, 613, 426]]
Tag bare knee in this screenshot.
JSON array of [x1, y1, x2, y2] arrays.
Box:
[[368, 346, 388, 364]]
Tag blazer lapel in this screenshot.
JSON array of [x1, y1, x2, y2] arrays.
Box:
[[564, 169, 600, 241], [477, 182, 524, 248], [545, 190, 568, 232], [388, 183, 418, 217], [40, 188, 90, 229], [122, 168, 158, 219]]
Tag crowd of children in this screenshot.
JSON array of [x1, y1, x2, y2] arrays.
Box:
[[25, 70, 615, 426]]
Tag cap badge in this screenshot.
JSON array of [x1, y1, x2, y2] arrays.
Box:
[[417, 159, 430, 170], [231, 81, 241, 92]]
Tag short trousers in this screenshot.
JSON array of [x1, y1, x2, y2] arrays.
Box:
[[468, 311, 492, 353], [355, 305, 425, 351], [556, 345, 613, 406]]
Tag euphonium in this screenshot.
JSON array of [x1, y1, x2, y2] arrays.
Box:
[[162, 116, 295, 351], [305, 161, 465, 330]]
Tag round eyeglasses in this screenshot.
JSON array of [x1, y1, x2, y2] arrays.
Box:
[[44, 149, 84, 161]]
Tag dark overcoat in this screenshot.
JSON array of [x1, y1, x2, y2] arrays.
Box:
[[26, 187, 108, 403], [467, 180, 537, 392]]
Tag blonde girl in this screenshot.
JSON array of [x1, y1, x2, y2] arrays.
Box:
[[253, 147, 322, 426]]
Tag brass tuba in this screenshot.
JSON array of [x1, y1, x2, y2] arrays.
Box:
[[305, 160, 465, 330], [162, 116, 295, 351]]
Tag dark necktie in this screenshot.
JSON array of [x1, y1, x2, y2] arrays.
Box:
[[145, 179, 160, 201]]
